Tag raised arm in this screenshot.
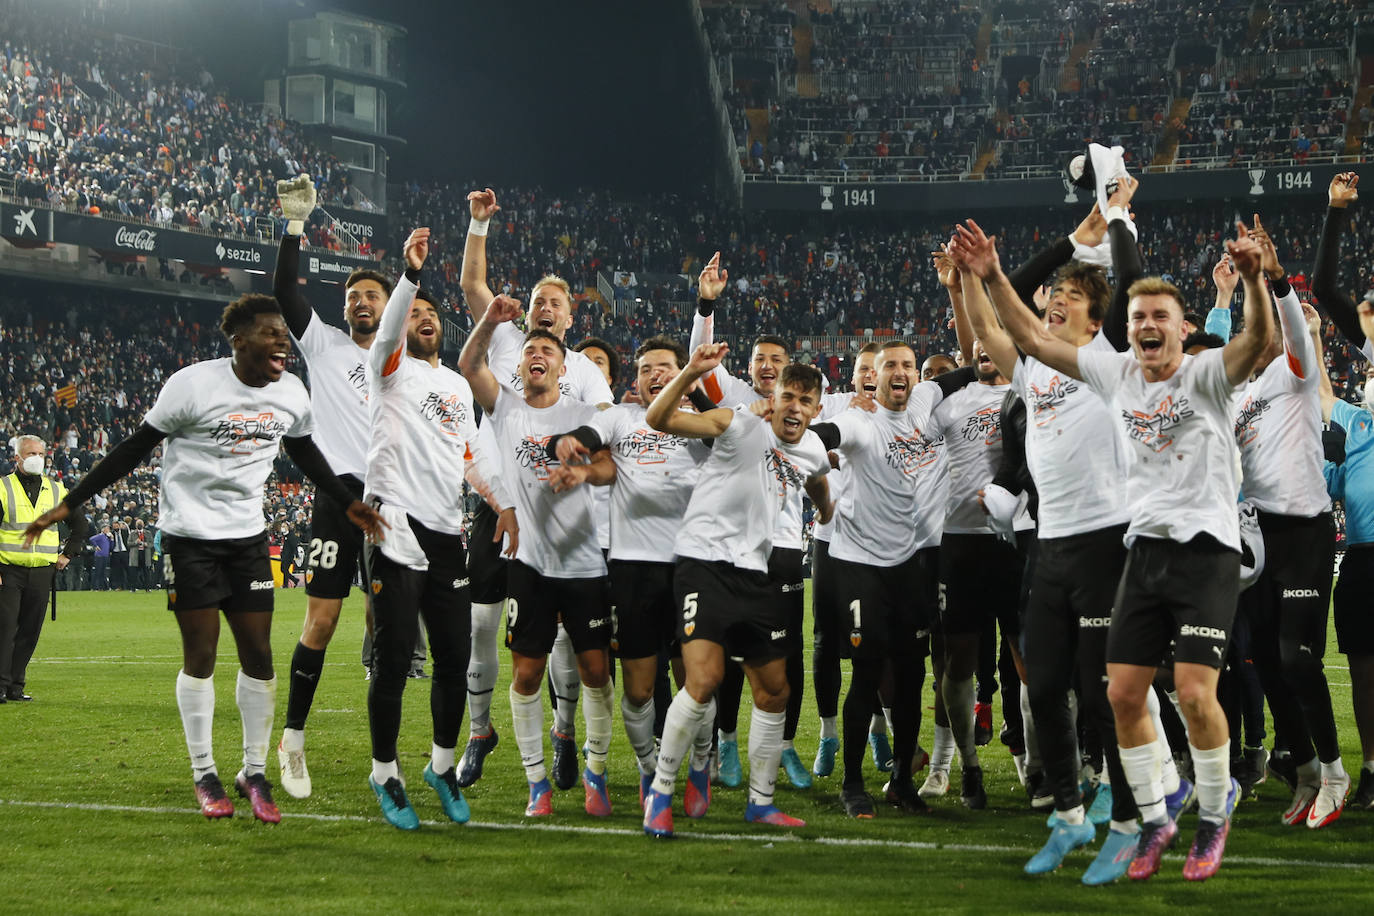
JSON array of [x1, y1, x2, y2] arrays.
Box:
[[1250, 215, 1314, 378], [369, 227, 427, 378], [1222, 225, 1275, 387], [646, 343, 736, 439], [1311, 172, 1364, 355], [939, 245, 975, 364], [460, 188, 500, 325], [946, 244, 1018, 380], [954, 219, 1083, 379], [1207, 255, 1238, 340], [273, 175, 318, 338], [456, 294, 523, 415], [1101, 175, 1142, 351], [1308, 303, 1336, 422]]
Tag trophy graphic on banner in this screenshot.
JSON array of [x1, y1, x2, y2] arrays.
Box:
[[820, 186, 835, 211], [1248, 169, 1266, 196], [1061, 177, 1080, 204]]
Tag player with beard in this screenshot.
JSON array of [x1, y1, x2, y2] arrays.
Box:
[[363, 228, 515, 829], [913, 328, 1027, 812], [966, 214, 1273, 882], [806, 340, 975, 816], [1311, 171, 1374, 811], [952, 185, 1193, 883], [458, 294, 615, 818], [546, 336, 714, 806], [270, 175, 397, 798], [459, 188, 614, 792], [641, 346, 832, 838], [810, 342, 892, 779], [24, 295, 385, 822], [1230, 218, 1347, 829], [691, 252, 813, 789]]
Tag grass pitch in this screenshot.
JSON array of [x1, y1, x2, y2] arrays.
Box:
[[3, 589, 1371, 914]]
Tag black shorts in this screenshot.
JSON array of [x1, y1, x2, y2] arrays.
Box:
[[1334, 543, 1374, 656], [161, 533, 274, 613], [304, 474, 366, 600], [830, 547, 937, 660], [811, 539, 845, 655], [609, 559, 676, 660], [466, 499, 508, 605], [504, 560, 609, 657], [938, 532, 1024, 637], [1026, 525, 1128, 633], [1106, 535, 1240, 670], [769, 546, 805, 651], [674, 557, 788, 663], [365, 518, 471, 671]]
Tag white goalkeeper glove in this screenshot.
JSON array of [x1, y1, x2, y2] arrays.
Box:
[[277, 174, 317, 236]]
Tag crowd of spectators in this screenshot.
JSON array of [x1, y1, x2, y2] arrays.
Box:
[[987, 83, 1169, 177], [0, 2, 366, 251], [1174, 71, 1353, 167], [1250, 0, 1374, 54]]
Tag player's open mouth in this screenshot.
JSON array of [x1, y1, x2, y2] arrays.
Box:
[[353, 307, 373, 321], [782, 416, 801, 431], [1047, 308, 1066, 325], [863, 383, 877, 392], [267, 352, 287, 373], [890, 379, 907, 392], [648, 383, 664, 395], [536, 315, 555, 329], [1140, 336, 1162, 353], [530, 363, 547, 377], [418, 323, 436, 338]]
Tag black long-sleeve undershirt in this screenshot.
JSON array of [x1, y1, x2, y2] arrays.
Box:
[[1312, 205, 1365, 353], [273, 235, 314, 340], [991, 392, 1036, 520], [281, 436, 360, 511]]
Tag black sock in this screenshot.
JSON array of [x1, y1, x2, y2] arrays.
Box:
[[842, 660, 881, 789], [285, 643, 327, 731]]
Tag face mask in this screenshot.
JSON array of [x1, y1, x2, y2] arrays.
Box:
[[20, 455, 45, 475]]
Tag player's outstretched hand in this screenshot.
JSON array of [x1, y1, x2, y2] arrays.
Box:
[[1212, 255, 1238, 298], [555, 436, 590, 466], [1107, 174, 1139, 209], [687, 342, 728, 376], [1072, 205, 1108, 248], [22, 502, 69, 548], [495, 507, 519, 558], [483, 294, 523, 324], [404, 227, 431, 272], [1249, 214, 1283, 277], [1226, 222, 1263, 279], [699, 251, 728, 301], [747, 398, 773, 420], [1329, 172, 1359, 208], [276, 174, 317, 223], [931, 247, 958, 289], [953, 219, 1001, 280], [1302, 302, 1322, 336], [346, 500, 389, 541], [468, 188, 500, 221], [849, 391, 878, 413]]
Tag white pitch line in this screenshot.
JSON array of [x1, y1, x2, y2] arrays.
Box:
[[2, 798, 1370, 871]]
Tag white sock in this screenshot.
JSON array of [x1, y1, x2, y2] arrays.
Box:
[[509, 685, 547, 784], [1163, 688, 1189, 742], [1058, 804, 1086, 825], [747, 706, 785, 808], [781, 738, 794, 752], [371, 757, 399, 784], [1320, 756, 1346, 780], [1146, 689, 1181, 793], [621, 694, 658, 774], [1019, 686, 1040, 770], [869, 711, 887, 736], [654, 689, 709, 795], [549, 625, 579, 736], [945, 675, 979, 766], [466, 601, 502, 733], [235, 670, 276, 778], [820, 716, 838, 740], [431, 743, 455, 774], [932, 724, 955, 772], [1362, 759, 1374, 774], [719, 728, 738, 745], [1109, 818, 1139, 834], [1191, 741, 1231, 824], [176, 670, 216, 779], [581, 681, 614, 775], [1119, 742, 1166, 824], [1297, 754, 1321, 787], [882, 706, 894, 732], [1100, 764, 1111, 787], [690, 698, 717, 771], [280, 726, 304, 753]]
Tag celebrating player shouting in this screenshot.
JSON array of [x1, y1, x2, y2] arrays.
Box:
[[458, 293, 616, 818], [641, 342, 832, 838], [25, 296, 385, 823], [963, 216, 1273, 881]]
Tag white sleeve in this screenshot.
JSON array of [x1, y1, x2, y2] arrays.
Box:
[[587, 405, 626, 447], [294, 311, 329, 356], [1075, 348, 1128, 401], [464, 413, 512, 512], [1198, 347, 1238, 403], [369, 272, 418, 377], [143, 369, 194, 434], [1274, 286, 1316, 381], [576, 359, 615, 406], [284, 381, 314, 437], [691, 309, 734, 403]]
